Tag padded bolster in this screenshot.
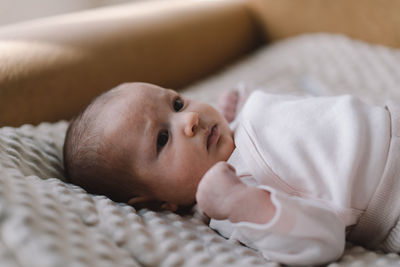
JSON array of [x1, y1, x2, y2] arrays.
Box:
[[0, 0, 260, 127], [249, 0, 400, 48]]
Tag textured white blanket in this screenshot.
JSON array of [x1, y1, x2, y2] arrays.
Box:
[[1, 34, 400, 267]]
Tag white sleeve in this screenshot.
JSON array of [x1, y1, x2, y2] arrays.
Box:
[[210, 186, 346, 266]]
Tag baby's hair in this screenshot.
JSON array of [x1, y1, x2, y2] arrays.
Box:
[[63, 85, 142, 203]]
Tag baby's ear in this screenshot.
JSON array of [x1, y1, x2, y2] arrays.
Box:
[[128, 196, 177, 212]]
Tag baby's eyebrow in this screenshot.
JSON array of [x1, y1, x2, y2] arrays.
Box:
[[167, 89, 180, 97]]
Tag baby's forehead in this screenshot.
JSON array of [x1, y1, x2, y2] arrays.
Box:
[[119, 83, 166, 104], [102, 82, 180, 133], [100, 90, 155, 169], [101, 86, 157, 137]]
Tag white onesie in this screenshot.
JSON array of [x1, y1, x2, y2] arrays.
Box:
[[210, 91, 395, 265]]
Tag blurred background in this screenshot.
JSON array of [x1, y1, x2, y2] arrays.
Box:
[[0, 0, 141, 26]]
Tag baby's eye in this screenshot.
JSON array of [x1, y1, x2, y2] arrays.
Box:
[[173, 97, 184, 112], [157, 130, 169, 152]]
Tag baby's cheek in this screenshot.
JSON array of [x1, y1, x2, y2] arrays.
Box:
[[220, 136, 235, 161]]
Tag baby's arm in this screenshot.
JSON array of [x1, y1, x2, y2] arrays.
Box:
[[196, 162, 276, 224], [198, 163, 346, 266]]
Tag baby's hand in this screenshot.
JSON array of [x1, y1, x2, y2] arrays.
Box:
[[196, 162, 246, 220], [218, 83, 252, 123], [218, 90, 239, 123]]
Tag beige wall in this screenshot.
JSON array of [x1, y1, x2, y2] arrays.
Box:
[[0, 0, 136, 26]]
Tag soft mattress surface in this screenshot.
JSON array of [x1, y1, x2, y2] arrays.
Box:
[[1, 34, 400, 267]]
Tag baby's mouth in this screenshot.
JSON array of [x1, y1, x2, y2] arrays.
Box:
[[207, 124, 219, 150]]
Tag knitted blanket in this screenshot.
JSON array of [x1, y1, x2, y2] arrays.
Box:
[[1, 34, 400, 267]]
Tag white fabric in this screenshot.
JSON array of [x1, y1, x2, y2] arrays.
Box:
[[211, 91, 392, 265], [349, 102, 400, 251]]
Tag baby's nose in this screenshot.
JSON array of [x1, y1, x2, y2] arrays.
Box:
[[184, 112, 199, 137]]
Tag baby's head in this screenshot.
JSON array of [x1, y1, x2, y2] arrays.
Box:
[[63, 82, 234, 210]]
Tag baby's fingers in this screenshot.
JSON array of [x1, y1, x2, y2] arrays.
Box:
[[210, 161, 236, 175], [218, 90, 239, 123]]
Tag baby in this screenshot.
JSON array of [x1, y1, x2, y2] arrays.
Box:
[[63, 82, 400, 266]]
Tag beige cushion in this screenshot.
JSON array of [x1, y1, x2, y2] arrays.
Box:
[[0, 0, 258, 127]]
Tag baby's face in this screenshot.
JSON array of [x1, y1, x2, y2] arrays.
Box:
[[104, 83, 234, 206]]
